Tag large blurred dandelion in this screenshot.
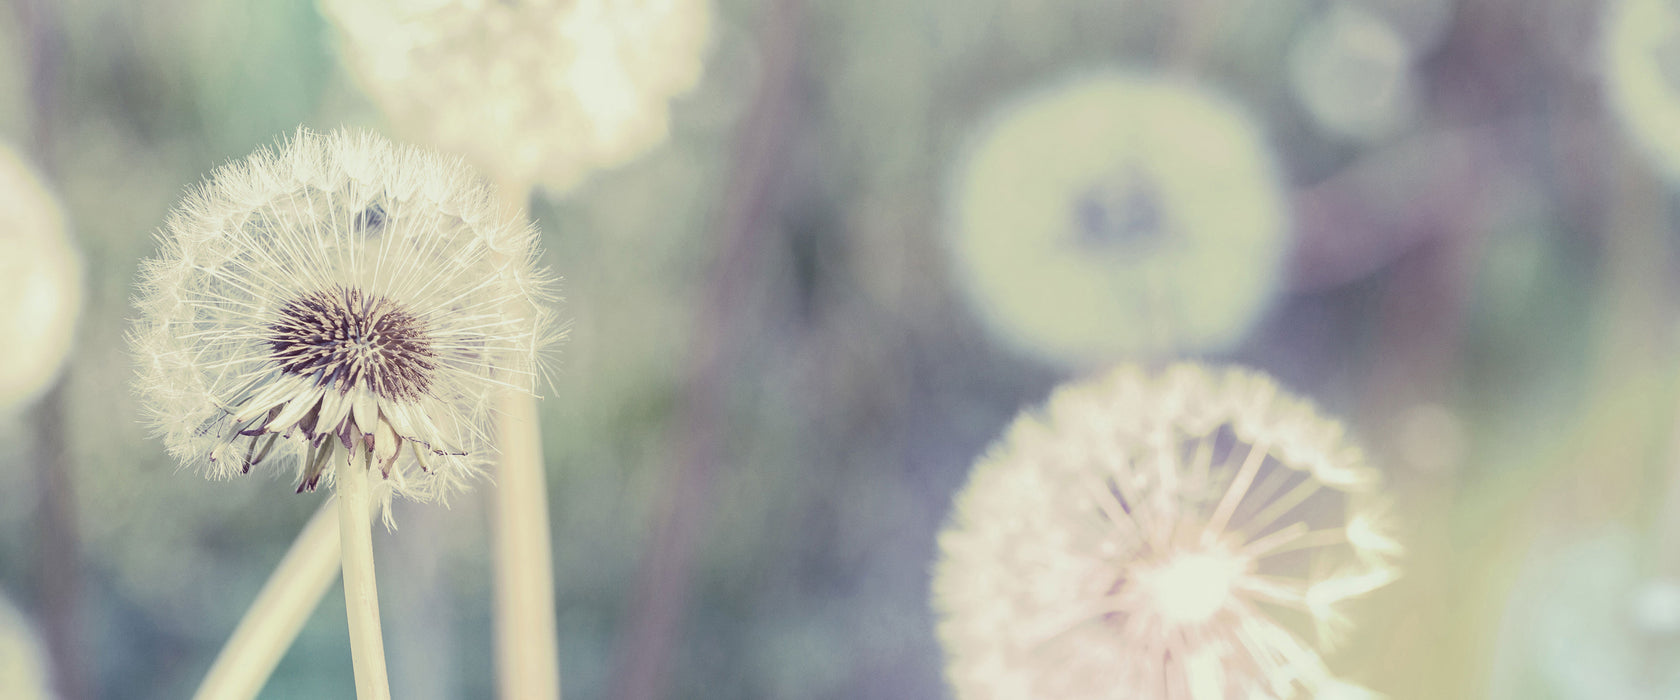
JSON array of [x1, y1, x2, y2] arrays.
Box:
[[0, 593, 53, 700], [130, 128, 558, 517], [0, 141, 82, 413], [933, 364, 1401, 699], [322, 0, 712, 194], [946, 73, 1288, 365], [1604, 0, 1680, 182]]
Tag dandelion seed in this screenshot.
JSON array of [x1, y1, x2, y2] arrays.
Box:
[[130, 128, 560, 521], [946, 73, 1288, 366], [0, 141, 82, 413], [321, 0, 712, 194], [932, 364, 1400, 700]]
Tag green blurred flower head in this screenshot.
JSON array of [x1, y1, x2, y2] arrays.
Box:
[[0, 592, 53, 700], [1287, 4, 1418, 140], [0, 141, 81, 413], [1605, 0, 1680, 182], [322, 0, 712, 194], [946, 72, 1289, 366], [932, 364, 1400, 699]]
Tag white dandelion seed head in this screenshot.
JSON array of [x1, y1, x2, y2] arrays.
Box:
[[1286, 3, 1418, 141], [932, 363, 1400, 700], [1604, 0, 1680, 182], [130, 128, 561, 520], [946, 72, 1289, 366], [322, 0, 712, 195], [0, 141, 82, 413], [0, 592, 52, 700]]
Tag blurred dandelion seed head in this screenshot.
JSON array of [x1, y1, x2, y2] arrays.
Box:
[[1493, 528, 1680, 699], [947, 73, 1289, 366], [1287, 4, 1417, 140], [129, 128, 560, 520], [0, 593, 53, 700], [1604, 0, 1680, 182], [932, 364, 1400, 700], [322, 0, 712, 194], [0, 141, 82, 413]]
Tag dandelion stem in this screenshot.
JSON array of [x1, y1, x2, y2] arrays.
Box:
[[193, 500, 340, 700], [493, 386, 562, 700], [490, 179, 562, 700], [338, 453, 391, 700]]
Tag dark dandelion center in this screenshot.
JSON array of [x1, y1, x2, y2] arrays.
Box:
[[268, 286, 436, 400], [1074, 168, 1166, 250]]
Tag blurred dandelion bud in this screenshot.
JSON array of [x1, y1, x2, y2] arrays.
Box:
[[321, 0, 712, 195], [130, 129, 560, 521], [1605, 0, 1680, 182], [1287, 4, 1418, 140], [0, 142, 82, 413], [932, 363, 1400, 699], [0, 593, 54, 700], [946, 73, 1288, 366]]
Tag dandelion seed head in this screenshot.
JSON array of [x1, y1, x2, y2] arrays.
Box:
[[0, 141, 82, 413], [130, 128, 561, 520], [322, 0, 712, 194], [946, 73, 1289, 366], [932, 364, 1398, 700], [0, 593, 52, 700], [1287, 4, 1417, 140], [1605, 0, 1680, 182]]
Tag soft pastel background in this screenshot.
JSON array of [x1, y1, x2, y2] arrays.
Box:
[[2, 0, 1678, 698]]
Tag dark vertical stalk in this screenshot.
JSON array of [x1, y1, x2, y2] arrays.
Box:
[[14, 1, 86, 698], [608, 2, 805, 699]]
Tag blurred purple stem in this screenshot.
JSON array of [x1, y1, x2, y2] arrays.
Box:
[[607, 2, 805, 699], [15, 0, 87, 698]]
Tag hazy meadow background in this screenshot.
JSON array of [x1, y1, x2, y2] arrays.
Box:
[[3, 0, 1678, 698]]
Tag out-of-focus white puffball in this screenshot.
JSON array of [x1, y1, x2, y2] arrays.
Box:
[[1604, 0, 1680, 183], [0, 592, 55, 700], [0, 142, 81, 414], [1288, 4, 1418, 141], [322, 0, 712, 195], [946, 71, 1289, 366]]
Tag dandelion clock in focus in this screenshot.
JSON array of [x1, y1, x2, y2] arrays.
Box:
[[130, 128, 560, 521], [932, 364, 1401, 699], [0, 141, 82, 414], [946, 73, 1289, 366], [321, 0, 712, 195]]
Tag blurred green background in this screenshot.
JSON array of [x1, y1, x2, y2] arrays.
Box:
[[4, 0, 1680, 698]]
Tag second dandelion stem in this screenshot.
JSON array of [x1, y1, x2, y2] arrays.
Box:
[[339, 448, 392, 700], [488, 179, 561, 700]]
